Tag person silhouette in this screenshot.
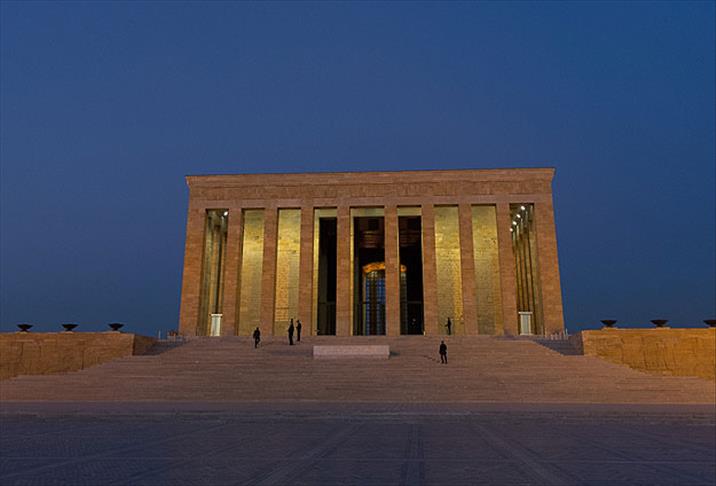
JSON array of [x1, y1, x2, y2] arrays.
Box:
[[439, 340, 448, 364], [296, 320, 302, 342], [445, 317, 452, 336], [288, 319, 295, 346], [253, 327, 261, 348]]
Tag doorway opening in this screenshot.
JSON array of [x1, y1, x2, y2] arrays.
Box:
[[399, 215, 424, 334], [316, 217, 337, 335], [353, 216, 385, 335]]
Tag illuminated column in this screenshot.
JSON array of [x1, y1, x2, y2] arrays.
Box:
[[384, 204, 400, 336], [458, 204, 478, 335], [496, 202, 518, 335], [535, 197, 565, 334], [220, 208, 243, 336], [298, 205, 314, 335], [421, 203, 438, 335], [260, 206, 278, 336], [335, 205, 351, 336], [178, 204, 206, 336]]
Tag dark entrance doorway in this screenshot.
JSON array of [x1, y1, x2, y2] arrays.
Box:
[[399, 215, 424, 334], [353, 216, 385, 335], [316, 217, 337, 335]]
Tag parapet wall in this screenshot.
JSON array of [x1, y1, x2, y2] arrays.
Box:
[[0, 332, 156, 380], [571, 328, 715, 380]]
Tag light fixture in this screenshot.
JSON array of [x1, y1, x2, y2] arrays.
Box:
[[516, 214, 521, 219], [510, 228, 513, 232], [520, 205, 526, 211], [512, 221, 517, 226], [223, 211, 228, 216]]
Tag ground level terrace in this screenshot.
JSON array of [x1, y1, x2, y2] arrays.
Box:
[[178, 168, 564, 337]]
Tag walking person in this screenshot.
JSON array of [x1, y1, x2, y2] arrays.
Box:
[[445, 317, 452, 336], [439, 340, 448, 364], [253, 327, 261, 348], [288, 319, 295, 346], [296, 320, 302, 342]]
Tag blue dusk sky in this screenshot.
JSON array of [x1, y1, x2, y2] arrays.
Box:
[[1, 1, 714, 334]]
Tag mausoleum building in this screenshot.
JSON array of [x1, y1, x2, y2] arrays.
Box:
[[178, 168, 564, 337]]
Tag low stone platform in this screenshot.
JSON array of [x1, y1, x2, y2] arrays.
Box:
[[0, 332, 156, 380], [313, 344, 390, 359]]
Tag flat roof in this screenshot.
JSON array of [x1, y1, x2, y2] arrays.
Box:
[[186, 167, 555, 188]]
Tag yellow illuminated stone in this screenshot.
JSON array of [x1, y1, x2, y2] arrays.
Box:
[[274, 209, 301, 334], [238, 209, 264, 335], [471, 206, 502, 334], [434, 206, 463, 334]]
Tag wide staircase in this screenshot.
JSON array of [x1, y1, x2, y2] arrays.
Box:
[[1, 336, 713, 403]]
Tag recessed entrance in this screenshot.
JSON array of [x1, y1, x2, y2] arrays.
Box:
[[316, 217, 337, 335], [399, 213, 424, 334], [353, 216, 385, 335]]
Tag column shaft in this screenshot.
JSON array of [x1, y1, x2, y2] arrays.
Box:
[[535, 197, 565, 334], [220, 208, 243, 336], [384, 204, 400, 336], [421, 203, 438, 335], [297, 205, 314, 335], [260, 206, 278, 336], [335, 206, 351, 336], [178, 205, 206, 336], [458, 204, 478, 335], [496, 202, 518, 335]]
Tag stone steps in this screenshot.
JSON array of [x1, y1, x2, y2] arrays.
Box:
[[2, 336, 713, 403]]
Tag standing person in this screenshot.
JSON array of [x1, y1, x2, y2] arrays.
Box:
[[288, 320, 295, 346], [445, 317, 452, 335], [252, 327, 261, 348], [296, 320, 302, 342], [439, 340, 448, 364]]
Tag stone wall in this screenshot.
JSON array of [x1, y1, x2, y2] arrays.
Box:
[[571, 328, 715, 380], [0, 333, 156, 380]]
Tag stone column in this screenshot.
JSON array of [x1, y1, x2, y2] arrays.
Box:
[[421, 203, 438, 336], [178, 204, 205, 336], [335, 205, 351, 336], [220, 208, 243, 336], [298, 205, 314, 336], [535, 196, 565, 334], [384, 204, 400, 336], [260, 206, 278, 336], [458, 204, 478, 335], [496, 202, 518, 335]]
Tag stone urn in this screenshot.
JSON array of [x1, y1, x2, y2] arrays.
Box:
[[651, 319, 668, 328], [16, 324, 32, 332], [108, 323, 124, 332], [61, 323, 78, 332], [704, 320, 716, 328], [600, 320, 617, 329]]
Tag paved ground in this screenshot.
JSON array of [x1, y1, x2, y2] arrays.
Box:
[[1, 402, 714, 485]]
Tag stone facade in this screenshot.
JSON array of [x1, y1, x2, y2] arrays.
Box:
[[0, 332, 155, 380], [179, 168, 565, 337], [573, 328, 716, 380]]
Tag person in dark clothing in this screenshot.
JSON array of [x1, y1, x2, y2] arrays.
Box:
[[296, 320, 302, 342], [445, 317, 452, 336], [439, 340, 448, 364], [252, 327, 261, 348], [288, 319, 295, 345]]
